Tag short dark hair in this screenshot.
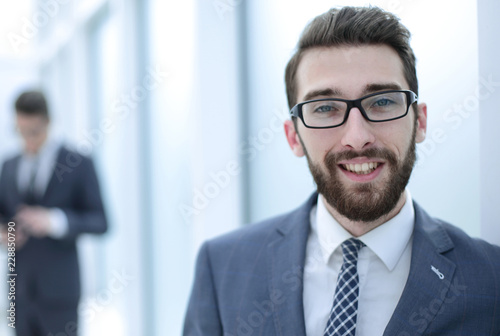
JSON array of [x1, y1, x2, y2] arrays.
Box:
[[285, 6, 418, 110], [15, 90, 50, 120]]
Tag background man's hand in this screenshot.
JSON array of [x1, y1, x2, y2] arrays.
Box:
[[15, 206, 52, 238]]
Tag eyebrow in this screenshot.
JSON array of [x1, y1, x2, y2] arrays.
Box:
[[303, 88, 343, 102], [301, 82, 404, 102], [363, 83, 403, 94]]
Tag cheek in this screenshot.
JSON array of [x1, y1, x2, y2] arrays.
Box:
[[380, 119, 415, 155], [393, 131, 414, 159], [301, 129, 339, 158]]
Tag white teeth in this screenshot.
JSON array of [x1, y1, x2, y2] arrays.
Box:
[[342, 162, 379, 175]]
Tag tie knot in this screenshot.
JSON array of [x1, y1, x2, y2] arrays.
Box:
[[341, 238, 364, 264]]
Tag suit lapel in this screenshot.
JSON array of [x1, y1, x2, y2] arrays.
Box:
[[8, 156, 23, 204], [266, 194, 316, 336], [384, 202, 456, 335]]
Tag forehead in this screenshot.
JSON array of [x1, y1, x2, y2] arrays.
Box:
[[296, 45, 408, 101]]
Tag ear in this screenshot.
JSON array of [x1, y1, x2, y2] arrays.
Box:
[[284, 119, 305, 157], [415, 103, 427, 143]]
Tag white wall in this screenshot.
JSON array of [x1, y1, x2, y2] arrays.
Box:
[[0, 59, 38, 160]]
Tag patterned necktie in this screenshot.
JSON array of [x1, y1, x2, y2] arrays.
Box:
[[324, 238, 365, 336]]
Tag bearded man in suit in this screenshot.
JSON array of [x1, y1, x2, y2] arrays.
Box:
[[184, 6, 500, 336]]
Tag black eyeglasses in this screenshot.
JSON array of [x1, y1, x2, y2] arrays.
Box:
[[290, 90, 418, 129]]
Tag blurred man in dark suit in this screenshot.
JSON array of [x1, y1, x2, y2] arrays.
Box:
[[0, 90, 108, 335]]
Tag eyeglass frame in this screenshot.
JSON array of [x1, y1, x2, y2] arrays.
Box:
[[289, 89, 418, 129]]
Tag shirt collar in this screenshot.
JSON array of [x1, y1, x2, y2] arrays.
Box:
[[313, 189, 415, 271], [21, 136, 59, 160]]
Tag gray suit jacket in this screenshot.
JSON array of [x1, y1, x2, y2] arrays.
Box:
[[184, 193, 500, 335]]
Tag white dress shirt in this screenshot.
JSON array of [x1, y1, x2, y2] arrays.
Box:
[[303, 190, 415, 336], [17, 138, 68, 238]]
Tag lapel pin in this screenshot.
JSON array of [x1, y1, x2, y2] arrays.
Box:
[[431, 265, 445, 280]]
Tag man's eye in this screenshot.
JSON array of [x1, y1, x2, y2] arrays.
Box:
[[312, 102, 344, 113], [373, 98, 394, 107], [315, 105, 335, 112]]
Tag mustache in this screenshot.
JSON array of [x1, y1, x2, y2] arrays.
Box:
[[325, 147, 398, 168]]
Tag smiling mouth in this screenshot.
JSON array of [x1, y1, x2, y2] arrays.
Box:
[[340, 162, 380, 175]]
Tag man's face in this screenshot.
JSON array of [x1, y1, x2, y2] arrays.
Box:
[[16, 113, 49, 155], [284, 45, 427, 223]]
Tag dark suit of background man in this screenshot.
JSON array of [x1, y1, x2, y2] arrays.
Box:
[[0, 90, 108, 335], [184, 6, 500, 336]]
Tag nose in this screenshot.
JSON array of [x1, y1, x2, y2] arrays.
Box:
[[340, 107, 375, 150]]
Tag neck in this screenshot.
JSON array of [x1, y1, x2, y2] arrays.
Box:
[[322, 191, 407, 237], [25, 137, 49, 156]]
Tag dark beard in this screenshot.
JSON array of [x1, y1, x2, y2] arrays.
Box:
[[304, 127, 417, 223]]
